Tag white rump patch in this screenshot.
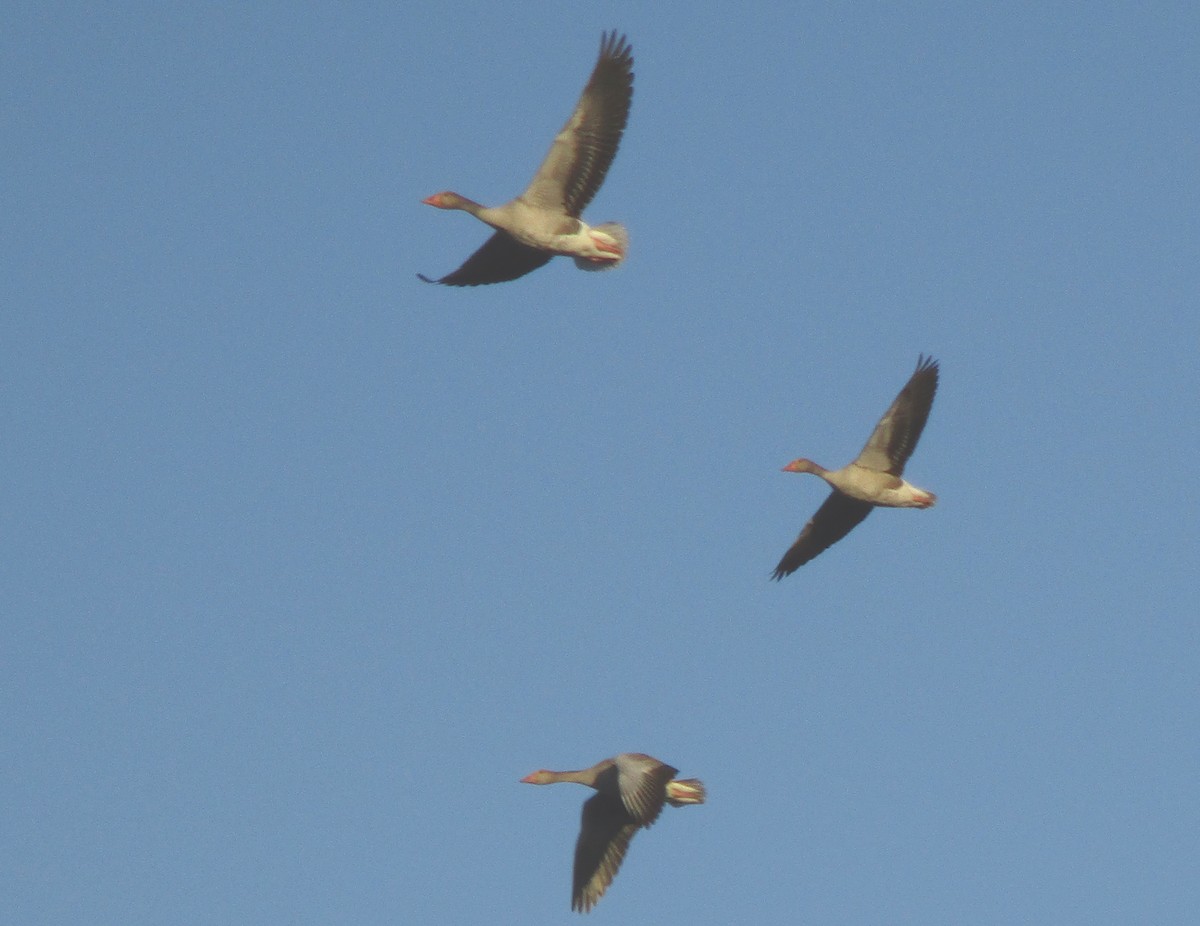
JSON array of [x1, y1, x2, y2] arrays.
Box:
[[574, 222, 628, 271]]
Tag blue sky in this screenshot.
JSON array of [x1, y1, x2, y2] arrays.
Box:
[[4, 3, 1199, 923]]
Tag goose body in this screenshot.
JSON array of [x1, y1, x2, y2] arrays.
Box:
[[522, 753, 705, 912], [420, 32, 634, 286], [772, 355, 939, 578]]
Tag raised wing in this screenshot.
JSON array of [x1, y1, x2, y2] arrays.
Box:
[[522, 31, 634, 216], [854, 355, 939, 475], [614, 753, 675, 826], [573, 793, 639, 913], [772, 492, 874, 579], [417, 230, 552, 286]]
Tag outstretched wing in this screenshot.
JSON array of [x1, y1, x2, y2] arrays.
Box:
[[855, 355, 939, 475], [522, 31, 634, 217], [573, 793, 639, 913], [418, 231, 552, 286], [772, 492, 874, 579]]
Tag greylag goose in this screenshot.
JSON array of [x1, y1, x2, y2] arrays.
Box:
[[522, 753, 705, 912], [772, 355, 939, 579], [419, 31, 634, 286]]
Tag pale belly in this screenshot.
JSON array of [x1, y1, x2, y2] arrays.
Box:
[[834, 473, 936, 508], [511, 222, 622, 262]]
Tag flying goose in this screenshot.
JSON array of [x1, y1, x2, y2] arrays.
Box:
[[420, 32, 634, 286], [773, 355, 940, 578]]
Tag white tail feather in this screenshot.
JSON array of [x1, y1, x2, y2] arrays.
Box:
[[665, 778, 706, 806], [574, 222, 628, 271]]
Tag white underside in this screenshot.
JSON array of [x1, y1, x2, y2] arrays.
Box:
[[826, 466, 936, 508], [572, 222, 628, 271], [507, 219, 626, 268]]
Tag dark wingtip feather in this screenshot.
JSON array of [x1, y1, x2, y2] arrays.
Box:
[[771, 548, 804, 581], [770, 557, 797, 581], [599, 30, 633, 63], [915, 354, 940, 378]]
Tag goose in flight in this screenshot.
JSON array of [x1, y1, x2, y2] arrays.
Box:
[[773, 355, 940, 578], [522, 753, 705, 912], [420, 32, 634, 286]]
